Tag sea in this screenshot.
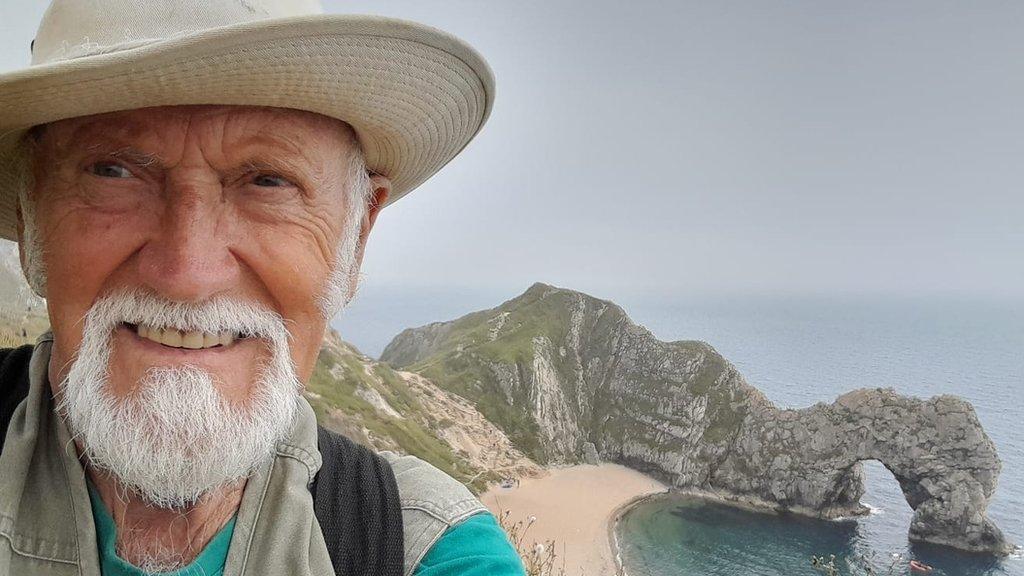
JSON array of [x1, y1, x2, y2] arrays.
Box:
[[613, 295, 1023, 576], [335, 288, 1024, 576]]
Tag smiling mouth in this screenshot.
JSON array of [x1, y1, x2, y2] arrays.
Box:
[[122, 323, 249, 350]]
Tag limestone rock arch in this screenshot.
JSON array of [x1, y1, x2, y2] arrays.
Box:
[[713, 388, 1009, 554]]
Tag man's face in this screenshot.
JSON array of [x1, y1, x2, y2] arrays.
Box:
[[20, 105, 387, 505], [31, 104, 379, 399]]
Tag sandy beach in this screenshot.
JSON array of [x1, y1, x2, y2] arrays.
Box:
[[481, 463, 667, 576]]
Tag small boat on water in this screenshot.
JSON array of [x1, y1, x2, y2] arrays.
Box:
[[909, 559, 933, 573]]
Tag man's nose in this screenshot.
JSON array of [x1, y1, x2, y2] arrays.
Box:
[[136, 175, 240, 302]]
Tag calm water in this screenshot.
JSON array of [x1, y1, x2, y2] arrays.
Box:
[[337, 288, 1023, 575], [615, 295, 1024, 576]]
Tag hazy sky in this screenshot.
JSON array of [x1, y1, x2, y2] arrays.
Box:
[[3, 1, 1023, 307]]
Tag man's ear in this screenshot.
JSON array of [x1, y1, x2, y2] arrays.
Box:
[[343, 174, 389, 306], [14, 200, 42, 299], [349, 173, 390, 281]]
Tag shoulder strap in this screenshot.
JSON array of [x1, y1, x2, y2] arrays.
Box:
[[0, 345, 34, 454], [312, 425, 405, 576]]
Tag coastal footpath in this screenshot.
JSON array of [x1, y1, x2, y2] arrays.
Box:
[[382, 282, 1012, 555]]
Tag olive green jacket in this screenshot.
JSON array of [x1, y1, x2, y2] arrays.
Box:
[[0, 334, 486, 575]]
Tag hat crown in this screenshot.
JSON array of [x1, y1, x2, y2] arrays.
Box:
[[32, 0, 324, 65]]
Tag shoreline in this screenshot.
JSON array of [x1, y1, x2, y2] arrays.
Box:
[[666, 486, 871, 521], [480, 463, 666, 576], [481, 464, 899, 575], [607, 487, 873, 575], [607, 491, 668, 576]]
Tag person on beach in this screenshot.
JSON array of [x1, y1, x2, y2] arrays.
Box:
[[0, 1, 524, 575]]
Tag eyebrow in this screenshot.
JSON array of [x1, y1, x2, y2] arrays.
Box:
[[47, 123, 330, 187], [80, 142, 309, 182], [240, 157, 304, 176], [59, 139, 165, 170], [100, 146, 164, 168], [237, 150, 326, 193]]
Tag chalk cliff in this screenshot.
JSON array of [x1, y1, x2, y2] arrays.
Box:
[[382, 282, 1011, 555]]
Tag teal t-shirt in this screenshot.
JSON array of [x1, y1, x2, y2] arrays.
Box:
[[413, 512, 525, 576], [88, 483, 524, 576], [87, 481, 236, 576]]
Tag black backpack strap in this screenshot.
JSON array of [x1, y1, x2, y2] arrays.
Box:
[[312, 425, 404, 576], [0, 345, 34, 454]]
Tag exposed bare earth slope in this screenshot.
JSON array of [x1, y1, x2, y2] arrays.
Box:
[[306, 330, 541, 492]]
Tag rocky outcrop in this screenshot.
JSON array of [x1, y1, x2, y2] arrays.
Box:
[[381, 282, 1011, 555], [715, 389, 1007, 554]]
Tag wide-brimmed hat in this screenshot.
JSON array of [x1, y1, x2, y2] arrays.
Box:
[[0, 0, 494, 242]]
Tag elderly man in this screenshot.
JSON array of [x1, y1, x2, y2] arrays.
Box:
[[0, 1, 524, 576]]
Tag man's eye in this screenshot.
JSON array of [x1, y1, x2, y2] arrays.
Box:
[[252, 174, 294, 188], [88, 162, 134, 179]]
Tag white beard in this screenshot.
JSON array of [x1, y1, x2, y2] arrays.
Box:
[[57, 290, 301, 509]]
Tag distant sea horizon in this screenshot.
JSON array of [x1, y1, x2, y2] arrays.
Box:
[[336, 284, 1023, 576]]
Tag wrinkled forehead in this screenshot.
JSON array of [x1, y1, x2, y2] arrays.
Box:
[[28, 104, 360, 159]]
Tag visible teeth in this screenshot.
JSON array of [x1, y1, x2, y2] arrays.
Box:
[[181, 331, 204, 349], [161, 329, 183, 347], [135, 324, 236, 349]]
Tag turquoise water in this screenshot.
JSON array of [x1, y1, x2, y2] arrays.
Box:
[[617, 494, 1012, 576], [614, 296, 1024, 576]]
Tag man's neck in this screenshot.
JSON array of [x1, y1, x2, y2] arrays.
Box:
[[86, 467, 245, 571]]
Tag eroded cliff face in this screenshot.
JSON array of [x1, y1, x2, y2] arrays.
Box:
[[381, 282, 1011, 555]]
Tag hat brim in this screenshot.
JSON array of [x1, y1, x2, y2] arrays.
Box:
[[0, 13, 494, 242]]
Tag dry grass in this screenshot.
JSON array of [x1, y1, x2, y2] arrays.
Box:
[[496, 507, 570, 576], [0, 326, 32, 348]]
